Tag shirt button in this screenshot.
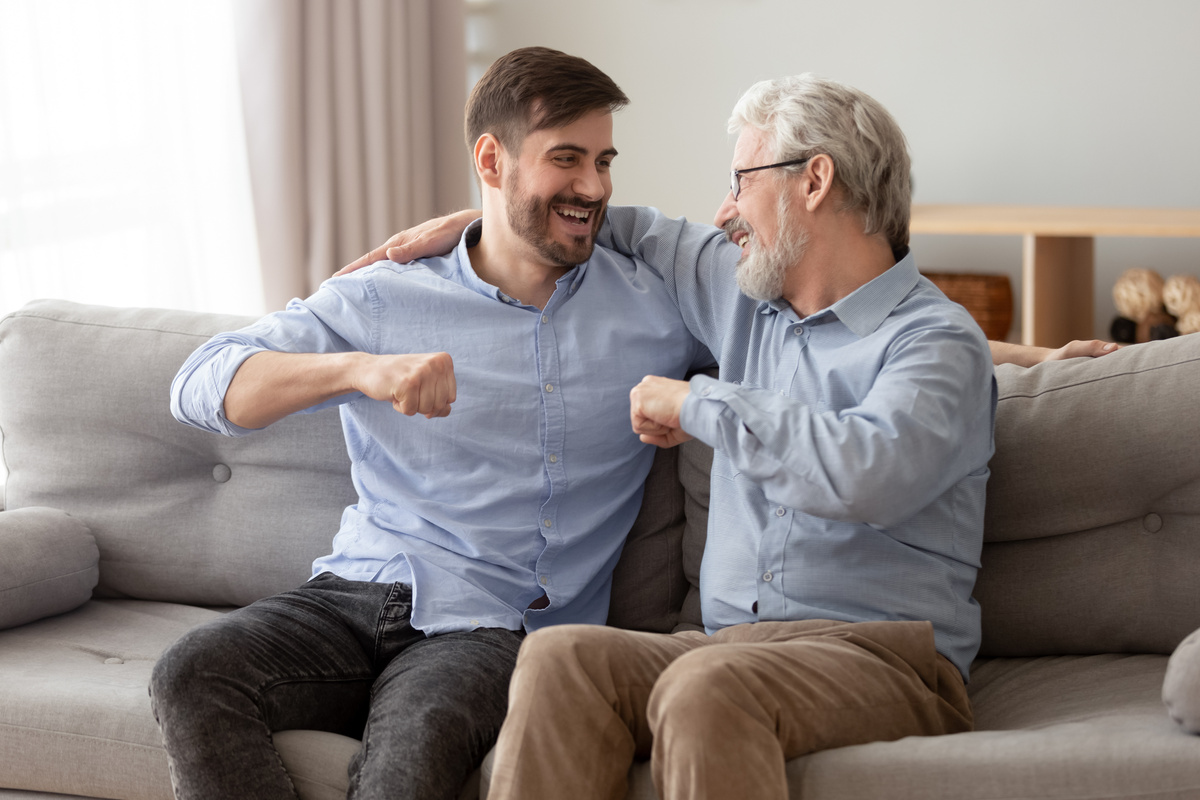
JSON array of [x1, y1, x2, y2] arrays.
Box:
[[549, 454, 558, 463], [763, 571, 773, 582], [775, 506, 786, 517], [541, 315, 549, 324], [700, 386, 712, 397], [539, 575, 548, 586], [794, 327, 803, 336], [545, 383, 554, 393], [470, 619, 480, 626], [544, 519, 552, 527]]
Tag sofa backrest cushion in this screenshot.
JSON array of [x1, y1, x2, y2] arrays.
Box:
[[979, 334, 1200, 657], [1, 300, 699, 626], [0, 301, 359, 607]]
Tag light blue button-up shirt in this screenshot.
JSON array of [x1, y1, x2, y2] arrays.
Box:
[[172, 220, 712, 636], [600, 206, 996, 678]]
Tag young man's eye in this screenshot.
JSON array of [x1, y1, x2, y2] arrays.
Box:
[[554, 155, 577, 165], [597, 159, 612, 170]]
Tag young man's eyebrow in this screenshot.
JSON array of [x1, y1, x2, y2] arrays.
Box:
[[547, 143, 619, 159]]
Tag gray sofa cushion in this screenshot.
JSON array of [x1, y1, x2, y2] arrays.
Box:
[[1164, 627, 1200, 734], [0, 507, 97, 629], [0, 600, 212, 799], [778, 654, 1198, 800], [0, 300, 705, 633], [606, 446, 689, 633], [0, 302, 362, 607], [978, 336, 1200, 657]]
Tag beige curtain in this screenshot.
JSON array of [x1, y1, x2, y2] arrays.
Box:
[[233, 0, 470, 310]]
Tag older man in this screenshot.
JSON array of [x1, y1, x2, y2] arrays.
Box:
[[482, 74, 994, 800]]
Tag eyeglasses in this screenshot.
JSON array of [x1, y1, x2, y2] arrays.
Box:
[[730, 158, 810, 200]]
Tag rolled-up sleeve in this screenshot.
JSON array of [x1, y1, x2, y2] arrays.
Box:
[[170, 273, 378, 436]]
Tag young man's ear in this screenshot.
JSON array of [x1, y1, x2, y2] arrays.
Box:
[[474, 134, 505, 190], [802, 153, 836, 213]]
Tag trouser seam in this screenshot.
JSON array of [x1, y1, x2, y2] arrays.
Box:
[[257, 673, 377, 695]]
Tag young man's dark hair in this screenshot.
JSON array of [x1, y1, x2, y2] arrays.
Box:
[[464, 46, 629, 155]]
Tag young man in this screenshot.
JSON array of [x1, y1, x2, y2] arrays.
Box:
[[153, 47, 711, 800], [482, 74, 998, 800]]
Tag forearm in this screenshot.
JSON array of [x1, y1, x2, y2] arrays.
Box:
[[223, 350, 364, 430], [989, 338, 1117, 366], [681, 335, 995, 526], [988, 340, 1048, 367]]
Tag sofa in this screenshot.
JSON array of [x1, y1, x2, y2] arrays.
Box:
[[0, 298, 1197, 800]]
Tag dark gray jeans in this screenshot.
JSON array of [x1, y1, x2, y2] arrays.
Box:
[[149, 572, 524, 800]]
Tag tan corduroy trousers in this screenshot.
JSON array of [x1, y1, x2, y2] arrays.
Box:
[[487, 619, 972, 800]]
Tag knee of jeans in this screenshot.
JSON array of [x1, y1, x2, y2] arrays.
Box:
[[149, 626, 230, 708]]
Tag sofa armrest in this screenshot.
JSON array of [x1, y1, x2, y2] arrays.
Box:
[[0, 507, 98, 629], [1164, 627, 1200, 734]]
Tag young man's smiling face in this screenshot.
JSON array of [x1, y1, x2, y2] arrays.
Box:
[[503, 108, 617, 268]]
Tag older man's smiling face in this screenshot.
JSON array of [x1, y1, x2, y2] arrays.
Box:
[[717, 127, 808, 301]]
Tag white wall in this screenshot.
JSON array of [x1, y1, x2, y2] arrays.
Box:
[[467, 0, 1200, 340]]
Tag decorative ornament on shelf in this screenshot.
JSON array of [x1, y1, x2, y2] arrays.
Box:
[[1111, 268, 1200, 344], [1163, 274, 1200, 335]]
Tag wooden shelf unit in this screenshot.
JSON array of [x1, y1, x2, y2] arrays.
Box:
[[910, 205, 1200, 347]]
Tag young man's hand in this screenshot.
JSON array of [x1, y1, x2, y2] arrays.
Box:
[[335, 210, 481, 275], [630, 375, 693, 448], [354, 352, 457, 418]]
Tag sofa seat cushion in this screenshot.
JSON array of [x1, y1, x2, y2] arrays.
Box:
[[0, 507, 97, 630], [0, 599, 492, 800], [779, 654, 1199, 800], [0, 600, 220, 799]]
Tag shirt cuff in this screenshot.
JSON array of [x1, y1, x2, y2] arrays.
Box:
[[680, 373, 735, 449]]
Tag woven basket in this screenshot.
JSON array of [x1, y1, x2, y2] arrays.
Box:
[[922, 272, 1014, 340]]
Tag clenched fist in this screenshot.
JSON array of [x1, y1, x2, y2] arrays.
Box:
[[629, 375, 693, 448], [355, 352, 457, 418]]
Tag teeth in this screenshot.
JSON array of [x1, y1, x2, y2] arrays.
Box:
[[737, 235, 749, 247], [558, 208, 589, 220]]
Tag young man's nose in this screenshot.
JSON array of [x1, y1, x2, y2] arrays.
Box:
[[573, 165, 605, 201]]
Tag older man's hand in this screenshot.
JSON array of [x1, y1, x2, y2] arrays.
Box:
[[630, 375, 694, 448]]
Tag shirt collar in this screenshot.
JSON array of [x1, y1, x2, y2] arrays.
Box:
[[831, 248, 918, 338], [455, 218, 590, 306], [756, 248, 918, 338]]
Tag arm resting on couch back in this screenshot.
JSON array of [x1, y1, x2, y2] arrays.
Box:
[[0, 507, 98, 629]]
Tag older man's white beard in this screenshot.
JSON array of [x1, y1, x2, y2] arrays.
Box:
[[736, 221, 808, 302]]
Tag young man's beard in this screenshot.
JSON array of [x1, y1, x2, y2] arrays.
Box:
[[732, 192, 808, 302], [506, 170, 604, 268]]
